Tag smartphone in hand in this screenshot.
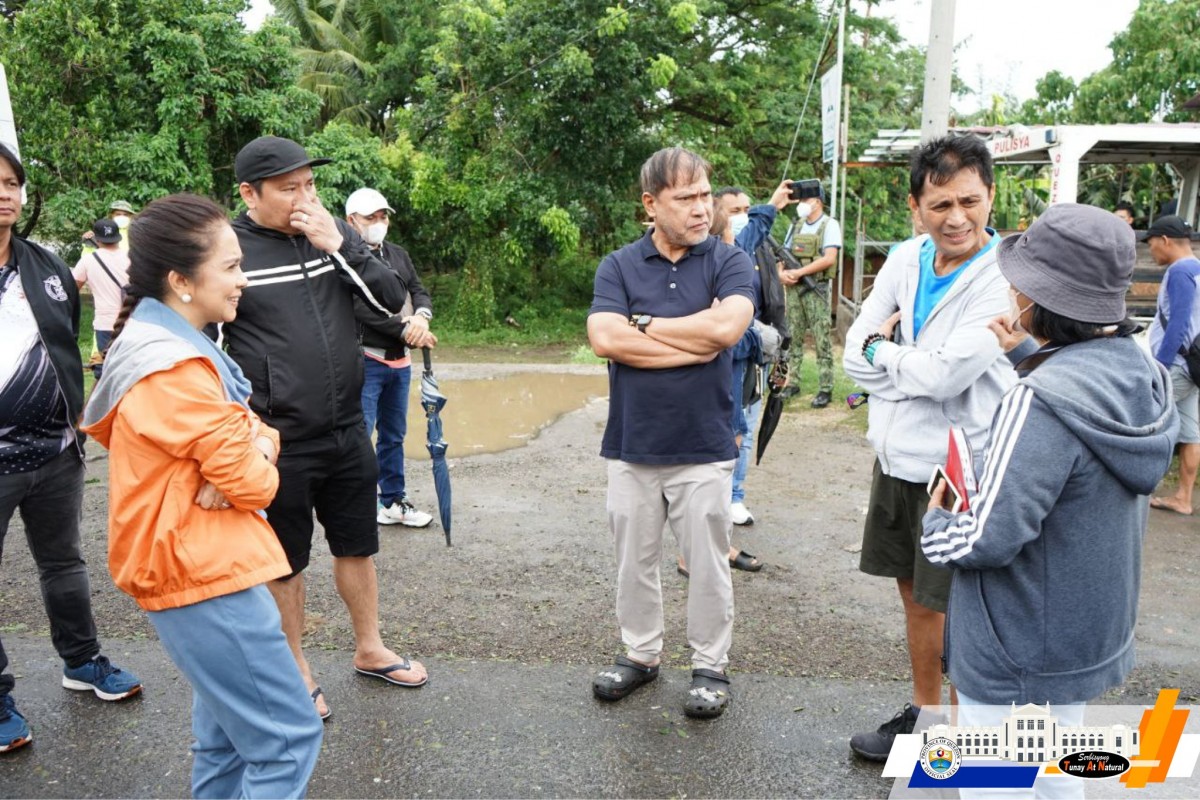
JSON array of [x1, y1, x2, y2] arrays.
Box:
[[927, 465, 965, 513]]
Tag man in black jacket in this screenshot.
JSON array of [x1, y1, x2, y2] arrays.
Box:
[[344, 187, 437, 528], [0, 143, 142, 755], [225, 137, 425, 722]]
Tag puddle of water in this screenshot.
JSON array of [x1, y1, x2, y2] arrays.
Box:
[[399, 371, 609, 459]]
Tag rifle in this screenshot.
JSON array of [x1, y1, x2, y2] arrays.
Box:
[[767, 234, 827, 300]]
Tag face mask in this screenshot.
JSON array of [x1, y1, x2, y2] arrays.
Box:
[[729, 213, 749, 237], [362, 221, 388, 246], [796, 202, 813, 220], [113, 216, 130, 229], [1008, 289, 1033, 332]]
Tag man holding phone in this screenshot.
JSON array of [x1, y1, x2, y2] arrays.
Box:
[[841, 135, 1015, 762], [780, 182, 838, 407]]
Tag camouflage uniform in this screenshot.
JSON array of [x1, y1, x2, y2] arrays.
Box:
[[786, 216, 835, 394]]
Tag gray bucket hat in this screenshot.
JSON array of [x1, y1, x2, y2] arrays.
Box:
[[997, 203, 1136, 324]]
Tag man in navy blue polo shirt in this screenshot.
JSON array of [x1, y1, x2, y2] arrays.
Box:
[[586, 147, 755, 720]]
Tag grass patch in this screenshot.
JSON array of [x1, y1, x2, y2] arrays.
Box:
[[569, 344, 605, 365]]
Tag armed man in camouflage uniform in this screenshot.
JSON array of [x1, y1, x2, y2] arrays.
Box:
[[780, 186, 840, 408]]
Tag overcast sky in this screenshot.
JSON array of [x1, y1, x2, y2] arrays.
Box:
[[879, 0, 1138, 112], [244, 0, 1137, 113]]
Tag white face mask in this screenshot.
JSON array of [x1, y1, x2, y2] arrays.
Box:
[[1008, 288, 1033, 333], [796, 202, 813, 220], [362, 221, 388, 246], [113, 215, 131, 229], [729, 212, 749, 237]]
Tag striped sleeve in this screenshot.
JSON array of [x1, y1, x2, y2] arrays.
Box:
[[921, 385, 1076, 569]]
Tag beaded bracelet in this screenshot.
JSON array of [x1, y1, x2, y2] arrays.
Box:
[[861, 332, 886, 359]]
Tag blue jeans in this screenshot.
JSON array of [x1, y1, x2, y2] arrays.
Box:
[[360, 357, 411, 507], [732, 396, 763, 504], [149, 586, 323, 799]]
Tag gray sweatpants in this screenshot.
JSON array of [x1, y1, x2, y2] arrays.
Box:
[[606, 459, 735, 672]]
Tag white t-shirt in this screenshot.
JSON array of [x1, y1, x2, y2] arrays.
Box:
[[798, 214, 843, 252], [72, 248, 130, 330]]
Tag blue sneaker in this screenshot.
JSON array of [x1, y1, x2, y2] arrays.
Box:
[[62, 655, 142, 701], [0, 694, 32, 753]]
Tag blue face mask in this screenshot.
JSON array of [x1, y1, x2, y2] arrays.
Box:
[[729, 213, 749, 237]]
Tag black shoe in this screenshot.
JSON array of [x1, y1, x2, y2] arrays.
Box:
[[849, 703, 919, 761], [592, 656, 659, 701], [779, 385, 801, 399], [811, 390, 832, 408], [683, 669, 731, 719]]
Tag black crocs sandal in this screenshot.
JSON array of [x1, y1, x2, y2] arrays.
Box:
[[592, 655, 659, 701], [729, 550, 763, 572], [683, 668, 731, 719]]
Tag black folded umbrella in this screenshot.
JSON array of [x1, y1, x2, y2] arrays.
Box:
[[756, 336, 792, 465], [420, 348, 452, 546]]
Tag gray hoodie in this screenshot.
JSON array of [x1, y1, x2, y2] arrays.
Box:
[[921, 335, 1178, 705]]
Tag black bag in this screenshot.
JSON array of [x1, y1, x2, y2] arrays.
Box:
[[754, 241, 788, 333], [1156, 308, 1200, 386]]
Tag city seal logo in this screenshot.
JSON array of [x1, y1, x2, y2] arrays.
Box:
[[1058, 751, 1131, 779], [920, 737, 962, 780], [43, 275, 68, 302]]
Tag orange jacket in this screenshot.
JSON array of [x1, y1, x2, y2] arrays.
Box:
[[82, 358, 289, 611]]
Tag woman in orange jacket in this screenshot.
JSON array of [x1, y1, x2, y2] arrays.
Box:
[[82, 194, 322, 799]]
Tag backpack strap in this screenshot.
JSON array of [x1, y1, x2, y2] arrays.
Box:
[[92, 252, 125, 292]]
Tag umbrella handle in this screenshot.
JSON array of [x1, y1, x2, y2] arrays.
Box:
[[422, 346, 433, 374]]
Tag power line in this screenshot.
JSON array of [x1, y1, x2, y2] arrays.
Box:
[[779, 0, 839, 183]]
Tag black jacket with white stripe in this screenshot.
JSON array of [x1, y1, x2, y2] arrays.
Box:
[[223, 212, 408, 441]]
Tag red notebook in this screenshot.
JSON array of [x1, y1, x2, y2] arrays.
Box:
[[943, 427, 977, 511]]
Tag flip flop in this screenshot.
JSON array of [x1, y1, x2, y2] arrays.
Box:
[[354, 658, 429, 688], [1149, 497, 1193, 516], [311, 686, 331, 721]]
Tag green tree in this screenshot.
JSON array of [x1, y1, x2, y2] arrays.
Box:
[[354, 0, 928, 320], [0, 0, 319, 242], [270, 0, 412, 131]]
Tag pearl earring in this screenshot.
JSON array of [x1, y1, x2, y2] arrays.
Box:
[[181, 293, 192, 304]]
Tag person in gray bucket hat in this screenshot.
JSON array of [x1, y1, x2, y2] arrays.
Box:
[[920, 203, 1178, 797]]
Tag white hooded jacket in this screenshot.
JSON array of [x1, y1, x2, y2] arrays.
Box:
[[843, 234, 1017, 483]]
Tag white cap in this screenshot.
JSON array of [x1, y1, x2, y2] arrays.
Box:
[[345, 187, 395, 217]]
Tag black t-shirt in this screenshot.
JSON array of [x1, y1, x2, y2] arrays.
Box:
[[589, 231, 754, 464]]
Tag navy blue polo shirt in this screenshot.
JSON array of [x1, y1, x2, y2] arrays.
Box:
[[590, 229, 755, 464]]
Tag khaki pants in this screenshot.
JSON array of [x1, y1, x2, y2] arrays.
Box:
[[606, 459, 735, 671]]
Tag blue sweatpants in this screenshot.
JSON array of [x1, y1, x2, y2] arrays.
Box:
[[148, 585, 323, 799]]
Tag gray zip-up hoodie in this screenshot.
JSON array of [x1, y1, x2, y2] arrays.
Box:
[[921, 336, 1178, 705]]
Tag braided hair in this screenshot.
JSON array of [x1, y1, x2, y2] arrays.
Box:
[[110, 194, 230, 341]]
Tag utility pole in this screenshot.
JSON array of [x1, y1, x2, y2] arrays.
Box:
[[920, 0, 956, 141], [829, 0, 845, 216]]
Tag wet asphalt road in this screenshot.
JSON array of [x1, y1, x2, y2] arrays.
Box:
[[1, 637, 904, 798]]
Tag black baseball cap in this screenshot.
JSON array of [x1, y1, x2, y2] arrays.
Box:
[[92, 218, 122, 244], [1138, 215, 1194, 240], [235, 136, 332, 185]]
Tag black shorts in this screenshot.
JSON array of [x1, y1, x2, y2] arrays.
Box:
[[267, 423, 380, 577], [858, 459, 952, 613]]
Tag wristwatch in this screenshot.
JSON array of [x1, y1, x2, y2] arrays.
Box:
[[634, 314, 653, 333]]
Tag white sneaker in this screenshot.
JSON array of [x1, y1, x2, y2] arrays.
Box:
[[730, 502, 754, 526], [377, 499, 434, 528]]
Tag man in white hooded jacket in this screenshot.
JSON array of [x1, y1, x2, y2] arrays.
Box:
[[842, 135, 1016, 761]]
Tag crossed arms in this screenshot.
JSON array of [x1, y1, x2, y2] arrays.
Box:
[[587, 295, 754, 369]]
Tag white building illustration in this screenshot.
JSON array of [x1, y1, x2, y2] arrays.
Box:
[[921, 703, 1139, 764]]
